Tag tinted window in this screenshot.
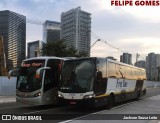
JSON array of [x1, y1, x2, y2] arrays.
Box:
[[44, 59, 61, 92], [95, 59, 107, 94], [17, 60, 45, 92]]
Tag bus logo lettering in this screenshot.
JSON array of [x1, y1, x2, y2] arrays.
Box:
[[116, 80, 127, 88]]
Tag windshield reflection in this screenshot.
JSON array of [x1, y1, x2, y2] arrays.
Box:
[[60, 59, 95, 93], [17, 60, 45, 92]]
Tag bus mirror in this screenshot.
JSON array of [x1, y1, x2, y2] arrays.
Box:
[[8, 70, 13, 79], [97, 71, 102, 80], [35, 67, 51, 79]]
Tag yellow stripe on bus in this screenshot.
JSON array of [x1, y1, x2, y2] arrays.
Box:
[[95, 90, 135, 98], [95, 94, 109, 98]]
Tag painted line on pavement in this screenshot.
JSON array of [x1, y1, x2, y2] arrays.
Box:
[[0, 99, 16, 104]]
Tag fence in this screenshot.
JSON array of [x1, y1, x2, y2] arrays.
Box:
[[0, 76, 16, 96], [145, 81, 160, 88], [0, 76, 160, 96]]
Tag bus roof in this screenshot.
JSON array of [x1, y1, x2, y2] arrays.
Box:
[[107, 58, 145, 71], [23, 56, 69, 61]]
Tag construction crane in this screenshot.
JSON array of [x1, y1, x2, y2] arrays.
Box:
[[0, 36, 8, 76]]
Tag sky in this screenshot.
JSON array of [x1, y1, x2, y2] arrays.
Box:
[[0, 0, 160, 63]]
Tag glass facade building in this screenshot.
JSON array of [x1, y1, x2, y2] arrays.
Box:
[[27, 40, 45, 58], [43, 20, 60, 44], [146, 53, 160, 80], [134, 60, 146, 69], [120, 53, 132, 65], [0, 10, 26, 70]]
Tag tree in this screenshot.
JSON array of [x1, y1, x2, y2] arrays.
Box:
[[42, 40, 88, 57], [66, 46, 77, 57], [76, 51, 88, 57], [43, 40, 67, 57]]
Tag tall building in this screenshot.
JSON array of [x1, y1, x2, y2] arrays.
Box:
[[27, 40, 45, 58], [146, 52, 160, 81], [120, 53, 132, 65], [134, 60, 146, 69], [0, 10, 26, 70], [155, 54, 160, 81], [61, 7, 91, 56], [43, 20, 60, 44]]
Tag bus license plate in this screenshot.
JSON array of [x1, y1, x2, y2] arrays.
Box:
[[70, 101, 76, 105]]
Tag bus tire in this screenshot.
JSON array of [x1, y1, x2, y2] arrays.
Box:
[[107, 94, 114, 109]]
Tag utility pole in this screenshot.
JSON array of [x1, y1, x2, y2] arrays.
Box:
[[90, 39, 101, 49], [0, 36, 8, 76], [136, 53, 140, 62]]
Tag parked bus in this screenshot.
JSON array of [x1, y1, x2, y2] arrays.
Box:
[[58, 57, 147, 107], [14, 57, 69, 105]]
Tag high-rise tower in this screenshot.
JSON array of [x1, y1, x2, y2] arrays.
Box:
[[61, 7, 91, 56], [0, 10, 26, 70]]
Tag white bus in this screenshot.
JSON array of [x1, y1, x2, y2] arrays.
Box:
[[15, 57, 68, 105], [58, 57, 147, 107]]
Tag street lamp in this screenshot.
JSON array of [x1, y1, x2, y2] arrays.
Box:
[[90, 39, 101, 49]]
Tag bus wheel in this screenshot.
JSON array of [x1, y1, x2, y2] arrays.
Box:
[[107, 94, 114, 109]]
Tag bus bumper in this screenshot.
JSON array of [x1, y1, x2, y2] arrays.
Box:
[[58, 98, 96, 107], [16, 96, 43, 105]]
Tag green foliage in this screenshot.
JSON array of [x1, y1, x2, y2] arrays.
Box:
[[42, 40, 88, 57], [43, 40, 66, 57], [77, 51, 88, 57]]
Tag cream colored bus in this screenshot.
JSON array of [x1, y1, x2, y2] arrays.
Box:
[[58, 57, 146, 107]]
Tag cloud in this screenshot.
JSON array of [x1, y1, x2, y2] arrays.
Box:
[[99, 0, 160, 22], [1, 0, 160, 63], [90, 6, 160, 62]]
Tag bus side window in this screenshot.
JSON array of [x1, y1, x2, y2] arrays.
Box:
[[115, 64, 121, 78], [119, 65, 125, 78], [126, 67, 132, 80], [131, 68, 135, 80], [121, 66, 126, 78], [95, 59, 107, 94], [135, 70, 138, 79], [108, 62, 116, 77]]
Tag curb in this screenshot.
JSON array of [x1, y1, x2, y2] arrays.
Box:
[[0, 97, 16, 103]]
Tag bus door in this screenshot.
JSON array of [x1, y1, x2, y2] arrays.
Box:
[[43, 59, 61, 104], [95, 59, 107, 95]]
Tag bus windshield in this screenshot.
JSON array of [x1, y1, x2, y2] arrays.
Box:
[[60, 59, 95, 93], [17, 60, 45, 92]]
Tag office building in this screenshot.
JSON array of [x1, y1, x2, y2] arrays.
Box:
[[0, 10, 26, 70], [43, 20, 60, 44], [134, 60, 146, 69], [146, 53, 160, 81], [120, 53, 132, 65], [61, 7, 91, 56], [146, 53, 156, 80], [27, 40, 45, 58]]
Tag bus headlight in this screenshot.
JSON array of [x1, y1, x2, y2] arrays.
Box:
[[83, 94, 95, 99], [34, 92, 41, 97], [58, 94, 64, 98]]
